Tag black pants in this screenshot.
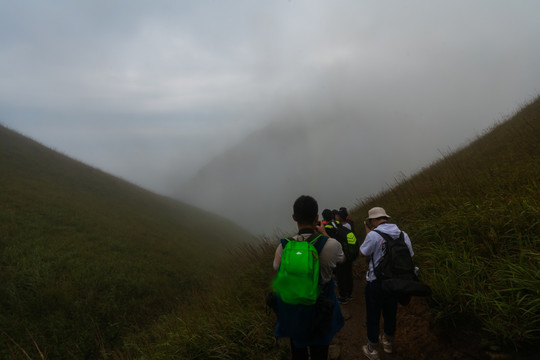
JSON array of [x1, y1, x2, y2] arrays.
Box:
[[334, 260, 353, 298], [290, 339, 329, 360], [365, 279, 397, 346]]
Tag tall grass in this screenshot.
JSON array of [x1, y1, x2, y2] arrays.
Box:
[[0, 125, 255, 358], [119, 241, 288, 360], [350, 97, 540, 347]]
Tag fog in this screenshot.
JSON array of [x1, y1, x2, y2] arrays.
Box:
[[176, 78, 534, 235], [1, 1, 539, 235]]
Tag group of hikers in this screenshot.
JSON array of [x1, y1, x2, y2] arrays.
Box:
[[270, 195, 421, 360]]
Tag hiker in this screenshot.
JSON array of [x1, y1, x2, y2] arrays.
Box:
[[272, 195, 345, 360], [331, 209, 340, 225], [359, 207, 414, 360], [334, 210, 356, 304], [339, 207, 355, 233], [322, 209, 337, 236]]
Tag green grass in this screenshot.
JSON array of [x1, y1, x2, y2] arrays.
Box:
[[0, 125, 255, 359], [120, 242, 288, 360], [349, 96, 540, 347]]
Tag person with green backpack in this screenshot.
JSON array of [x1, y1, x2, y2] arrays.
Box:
[[272, 195, 345, 360]]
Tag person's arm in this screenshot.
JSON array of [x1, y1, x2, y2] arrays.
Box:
[[360, 232, 376, 257], [360, 221, 374, 256], [364, 219, 373, 234], [273, 244, 283, 270], [404, 232, 414, 257], [316, 222, 328, 236]]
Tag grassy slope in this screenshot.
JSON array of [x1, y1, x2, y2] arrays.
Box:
[[121, 241, 285, 360], [350, 97, 539, 346], [0, 125, 255, 359]]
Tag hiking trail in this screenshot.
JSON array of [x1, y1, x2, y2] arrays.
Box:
[[330, 262, 526, 360]]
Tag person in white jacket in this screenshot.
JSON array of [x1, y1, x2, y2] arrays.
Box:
[[359, 207, 414, 360]]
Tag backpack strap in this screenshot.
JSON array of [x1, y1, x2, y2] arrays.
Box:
[[281, 233, 328, 251], [307, 234, 328, 286], [310, 234, 328, 255], [374, 229, 392, 242], [373, 230, 404, 243]]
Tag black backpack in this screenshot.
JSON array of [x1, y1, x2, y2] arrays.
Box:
[[372, 230, 432, 304], [372, 230, 415, 280], [334, 224, 359, 262]]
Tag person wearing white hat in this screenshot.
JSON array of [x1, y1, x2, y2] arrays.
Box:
[[359, 207, 414, 360]]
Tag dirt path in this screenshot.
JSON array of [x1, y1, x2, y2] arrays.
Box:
[[331, 264, 481, 360]]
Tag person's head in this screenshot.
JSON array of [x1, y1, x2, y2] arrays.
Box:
[[337, 208, 348, 222], [292, 195, 319, 226], [322, 208, 334, 222], [365, 207, 390, 228]]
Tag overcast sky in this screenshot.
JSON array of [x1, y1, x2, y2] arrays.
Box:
[[1, 1, 540, 233]]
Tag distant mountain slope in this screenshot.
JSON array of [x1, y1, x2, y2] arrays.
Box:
[[0, 124, 254, 358], [179, 121, 331, 235], [177, 111, 441, 235]]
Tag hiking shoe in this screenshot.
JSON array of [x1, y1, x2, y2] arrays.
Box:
[[362, 344, 380, 360], [379, 335, 392, 353]]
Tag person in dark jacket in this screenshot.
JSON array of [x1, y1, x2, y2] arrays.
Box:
[[334, 209, 356, 304], [339, 207, 355, 233], [322, 208, 337, 237]]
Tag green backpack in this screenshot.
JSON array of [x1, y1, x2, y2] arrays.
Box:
[[272, 234, 328, 305]]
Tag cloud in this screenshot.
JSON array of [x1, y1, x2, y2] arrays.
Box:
[[1, 1, 539, 230]]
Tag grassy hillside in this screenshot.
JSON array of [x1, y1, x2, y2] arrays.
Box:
[[350, 97, 539, 347], [118, 241, 285, 360], [0, 125, 255, 359]]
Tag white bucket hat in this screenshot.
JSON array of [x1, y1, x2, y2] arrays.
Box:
[[366, 207, 391, 220]]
